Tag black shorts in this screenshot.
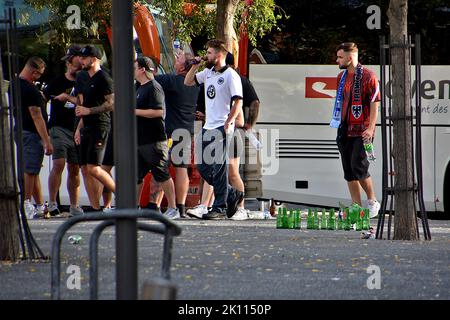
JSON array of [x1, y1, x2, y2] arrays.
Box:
[[228, 128, 245, 159], [137, 141, 170, 184], [169, 134, 192, 168], [79, 127, 109, 166], [102, 130, 114, 167], [337, 136, 370, 182]]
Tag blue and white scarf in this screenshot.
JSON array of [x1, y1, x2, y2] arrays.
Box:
[[330, 71, 347, 128]]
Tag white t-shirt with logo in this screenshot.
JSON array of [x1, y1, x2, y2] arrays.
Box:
[[195, 66, 243, 130]]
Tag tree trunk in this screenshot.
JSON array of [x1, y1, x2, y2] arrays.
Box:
[[388, 0, 418, 240], [0, 65, 20, 260], [216, 0, 239, 53]]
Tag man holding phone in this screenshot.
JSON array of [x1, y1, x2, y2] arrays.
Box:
[[43, 45, 84, 217]]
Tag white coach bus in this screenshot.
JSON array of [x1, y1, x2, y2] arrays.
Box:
[[250, 64, 450, 213]]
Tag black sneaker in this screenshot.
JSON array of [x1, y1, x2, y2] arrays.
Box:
[[203, 208, 226, 220], [226, 189, 245, 219], [47, 203, 60, 217], [180, 211, 191, 219]]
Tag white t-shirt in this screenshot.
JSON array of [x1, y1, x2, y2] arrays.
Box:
[[195, 65, 243, 130]]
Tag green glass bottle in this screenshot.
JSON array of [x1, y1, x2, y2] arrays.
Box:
[[294, 209, 301, 229], [362, 208, 370, 230], [276, 207, 283, 229], [328, 208, 336, 230], [350, 203, 360, 225], [307, 208, 313, 229], [356, 209, 363, 231], [282, 207, 288, 229], [288, 210, 295, 229], [313, 208, 319, 230], [320, 208, 327, 230], [344, 207, 351, 231]]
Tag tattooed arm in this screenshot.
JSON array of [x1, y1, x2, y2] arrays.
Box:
[[75, 93, 114, 116]]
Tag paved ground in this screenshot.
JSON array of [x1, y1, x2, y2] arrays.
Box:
[[0, 212, 449, 300]]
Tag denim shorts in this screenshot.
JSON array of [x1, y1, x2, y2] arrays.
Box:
[[22, 130, 44, 175]]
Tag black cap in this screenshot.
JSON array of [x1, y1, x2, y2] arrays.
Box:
[[61, 44, 81, 61], [136, 56, 155, 73], [226, 52, 235, 66], [79, 45, 102, 59]]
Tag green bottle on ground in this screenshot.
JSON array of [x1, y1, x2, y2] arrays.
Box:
[[313, 208, 319, 230], [320, 209, 327, 230], [362, 208, 370, 230], [294, 209, 301, 229], [328, 208, 336, 230], [288, 210, 295, 229], [344, 207, 351, 231], [276, 207, 283, 229], [282, 207, 289, 228], [307, 208, 313, 229], [356, 208, 363, 231], [350, 203, 360, 225]]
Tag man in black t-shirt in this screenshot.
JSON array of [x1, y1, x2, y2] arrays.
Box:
[[43, 45, 84, 217], [155, 51, 200, 218], [14, 57, 53, 219], [73, 45, 115, 212], [134, 56, 179, 219], [53, 57, 102, 213]]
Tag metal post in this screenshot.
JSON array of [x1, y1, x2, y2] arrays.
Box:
[[112, 0, 138, 299]]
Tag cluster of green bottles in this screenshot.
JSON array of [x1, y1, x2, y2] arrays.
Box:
[[276, 203, 370, 231], [275, 208, 302, 229]]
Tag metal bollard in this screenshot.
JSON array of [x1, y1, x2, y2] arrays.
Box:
[[140, 277, 177, 300]]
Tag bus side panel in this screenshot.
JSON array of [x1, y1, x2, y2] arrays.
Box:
[[251, 64, 447, 211], [436, 127, 450, 212]]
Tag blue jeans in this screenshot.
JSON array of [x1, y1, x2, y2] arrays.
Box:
[[196, 126, 232, 210]]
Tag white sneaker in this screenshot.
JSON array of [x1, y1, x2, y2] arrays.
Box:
[[24, 199, 36, 219], [34, 204, 46, 218], [367, 199, 381, 218], [69, 206, 84, 217], [230, 207, 249, 220], [164, 207, 180, 220], [102, 207, 115, 214], [186, 204, 208, 219]]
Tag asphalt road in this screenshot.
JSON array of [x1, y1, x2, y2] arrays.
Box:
[[0, 215, 448, 300]]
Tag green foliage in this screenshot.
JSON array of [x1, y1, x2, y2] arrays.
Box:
[[24, 0, 112, 46], [235, 0, 287, 46], [145, 0, 216, 44], [148, 0, 285, 46]]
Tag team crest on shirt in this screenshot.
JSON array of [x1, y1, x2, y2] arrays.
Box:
[[352, 105, 363, 119], [207, 84, 216, 99], [217, 77, 224, 85]]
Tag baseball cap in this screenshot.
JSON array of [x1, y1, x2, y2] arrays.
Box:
[[79, 45, 102, 59], [136, 56, 156, 78], [61, 44, 81, 61]]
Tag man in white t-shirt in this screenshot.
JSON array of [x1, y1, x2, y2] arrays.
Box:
[[185, 39, 244, 219]]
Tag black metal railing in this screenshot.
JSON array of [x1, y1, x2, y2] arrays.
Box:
[[377, 34, 431, 240], [51, 209, 182, 300]]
